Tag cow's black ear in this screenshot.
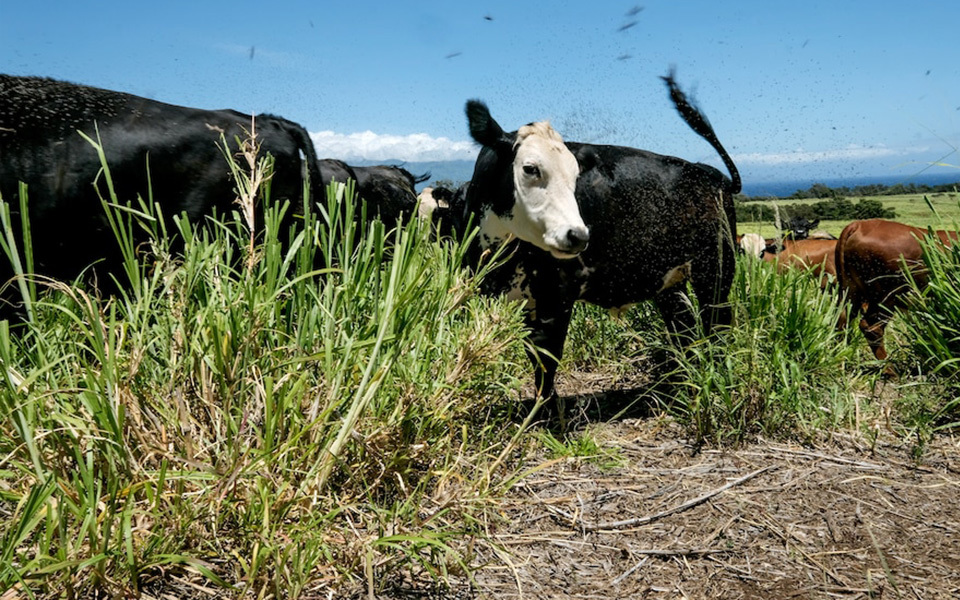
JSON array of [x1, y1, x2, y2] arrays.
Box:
[[574, 145, 600, 174], [810, 218, 820, 229], [466, 100, 511, 149]]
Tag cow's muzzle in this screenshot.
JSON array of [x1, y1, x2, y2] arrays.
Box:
[[549, 226, 590, 259]]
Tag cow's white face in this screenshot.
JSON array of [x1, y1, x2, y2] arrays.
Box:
[[466, 100, 589, 259], [739, 233, 766, 259], [506, 122, 589, 259], [416, 187, 440, 220]]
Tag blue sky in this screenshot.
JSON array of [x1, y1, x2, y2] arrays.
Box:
[[3, 1, 959, 186]]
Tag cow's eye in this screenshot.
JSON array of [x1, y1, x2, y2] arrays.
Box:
[[522, 164, 541, 177]]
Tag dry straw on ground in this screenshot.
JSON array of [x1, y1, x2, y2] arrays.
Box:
[[345, 373, 960, 600], [468, 420, 960, 599]]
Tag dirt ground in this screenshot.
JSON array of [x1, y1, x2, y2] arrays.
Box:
[[368, 374, 960, 600], [467, 422, 960, 599]]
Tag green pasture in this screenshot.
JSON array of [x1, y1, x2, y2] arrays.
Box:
[[737, 191, 960, 238]]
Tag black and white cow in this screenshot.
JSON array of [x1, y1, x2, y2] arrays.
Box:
[[458, 72, 740, 408], [418, 183, 469, 233], [415, 186, 449, 220], [0, 74, 324, 314]]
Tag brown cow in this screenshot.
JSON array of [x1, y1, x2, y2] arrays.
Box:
[[762, 238, 838, 288], [835, 218, 957, 366]]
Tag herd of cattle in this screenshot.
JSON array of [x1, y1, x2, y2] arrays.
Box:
[[735, 218, 957, 372], [0, 72, 955, 409]]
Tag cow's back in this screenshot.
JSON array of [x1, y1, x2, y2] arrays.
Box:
[[765, 238, 838, 279], [568, 142, 737, 307], [0, 75, 319, 295], [836, 219, 929, 309], [353, 165, 421, 226]]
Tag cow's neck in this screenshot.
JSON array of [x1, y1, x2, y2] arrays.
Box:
[[477, 208, 515, 251]]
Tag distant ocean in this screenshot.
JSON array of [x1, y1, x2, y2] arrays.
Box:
[[365, 158, 960, 199], [742, 172, 960, 198]]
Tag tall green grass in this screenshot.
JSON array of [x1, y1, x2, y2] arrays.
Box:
[[897, 225, 960, 436], [0, 131, 530, 597], [560, 256, 860, 443], [5, 127, 958, 597], [562, 301, 663, 375], [557, 255, 866, 444], [665, 257, 861, 443]]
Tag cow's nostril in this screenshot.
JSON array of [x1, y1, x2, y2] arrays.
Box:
[[566, 228, 590, 253]]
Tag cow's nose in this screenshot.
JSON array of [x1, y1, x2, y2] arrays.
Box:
[[566, 227, 590, 254]]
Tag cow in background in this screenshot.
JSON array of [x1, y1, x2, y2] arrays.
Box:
[[316, 159, 425, 230], [416, 186, 453, 221], [352, 165, 427, 228], [418, 183, 470, 238], [737, 233, 766, 258], [782, 216, 821, 241], [317, 158, 358, 191], [835, 218, 957, 369], [763, 238, 838, 288], [738, 229, 837, 288]]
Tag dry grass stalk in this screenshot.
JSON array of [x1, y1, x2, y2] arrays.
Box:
[[232, 115, 270, 272]]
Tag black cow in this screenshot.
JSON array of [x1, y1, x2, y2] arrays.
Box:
[[316, 161, 424, 230], [783, 216, 820, 241], [0, 74, 322, 315], [457, 71, 740, 408], [317, 158, 358, 190], [353, 165, 427, 228]]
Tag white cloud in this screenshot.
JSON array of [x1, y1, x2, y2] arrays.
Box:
[[733, 144, 930, 166], [310, 130, 478, 163]]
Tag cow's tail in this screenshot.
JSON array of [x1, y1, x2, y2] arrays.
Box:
[[833, 222, 857, 329], [833, 222, 854, 289], [661, 68, 741, 195], [281, 118, 324, 203]]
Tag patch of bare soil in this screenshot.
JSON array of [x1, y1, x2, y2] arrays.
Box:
[[468, 420, 960, 599], [369, 372, 960, 600]]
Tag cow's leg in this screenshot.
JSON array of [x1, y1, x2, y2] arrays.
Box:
[[836, 282, 863, 332], [525, 301, 575, 409], [650, 288, 696, 397], [654, 287, 697, 341], [690, 248, 734, 336], [859, 306, 890, 361]]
